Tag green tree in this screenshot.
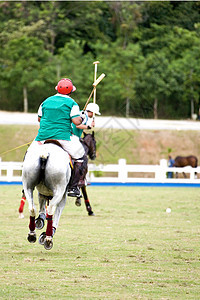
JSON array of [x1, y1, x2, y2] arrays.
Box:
[[134, 51, 180, 119], [135, 24, 200, 119], [1, 35, 53, 112], [58, 39, 94, 109], [92, 39, 143, 117]]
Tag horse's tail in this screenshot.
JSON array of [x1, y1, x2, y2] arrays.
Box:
[[39, 147, 49, 182]]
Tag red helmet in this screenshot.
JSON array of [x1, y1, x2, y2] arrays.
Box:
[[55, 78, 76, 95]]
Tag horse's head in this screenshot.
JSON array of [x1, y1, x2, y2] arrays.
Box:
[[81, 131, 96, 160]]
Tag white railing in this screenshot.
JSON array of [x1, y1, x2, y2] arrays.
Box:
[[0, 159, 23, 182], [0, 158, 200, 184], [87, 159, 200, 184]]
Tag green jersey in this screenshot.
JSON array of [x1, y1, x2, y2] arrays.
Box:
[[35, 94, 80, 141], [72, 111, 89, 138]]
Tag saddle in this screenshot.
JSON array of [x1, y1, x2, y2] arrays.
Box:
[[44, 139, 63, 148], [44, 139, 73, 169], [43, 139, 86, 186]]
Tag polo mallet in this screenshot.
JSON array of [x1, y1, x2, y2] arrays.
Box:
[[93, 61, 99, 119], [83, 73, 105, 111]]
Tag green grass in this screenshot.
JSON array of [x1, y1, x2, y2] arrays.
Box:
[[0, 125, 38, 162], [2, 124, 200, 166], [0, 185, 200, 299], [0, 124, 138, 164]]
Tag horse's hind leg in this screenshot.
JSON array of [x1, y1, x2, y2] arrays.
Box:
[[42, 196, 58, 250], [42, 190, 67, 250], [24, 188, 37, 243], [81, 186, 95, 216], [37, 195, 55, 245], [52, 193, 67, 236], [27, 191, 36, 243], [35, 193, 46, 230]]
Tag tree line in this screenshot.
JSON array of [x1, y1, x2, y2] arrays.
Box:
[[1, 1, 200, 119]]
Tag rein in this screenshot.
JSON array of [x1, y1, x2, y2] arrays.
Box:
[[0, 139, 64, 157], [0, 141, 32, 157]]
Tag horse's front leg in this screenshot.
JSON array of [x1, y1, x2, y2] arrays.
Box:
[[81, 186, 95, 216], [183, 172, 187, 178]]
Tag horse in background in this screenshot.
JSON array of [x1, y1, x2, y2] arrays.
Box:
[[22, 140, 71, 250], [173, 155, 198, 178], [19, 132, 96, 218]]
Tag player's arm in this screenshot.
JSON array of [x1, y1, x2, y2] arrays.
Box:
[[75, 111, 95, 129], [38, 104, 42, 122], [76, 124, 91, 130], [71, 104, 83, 126], [72, 116, 82, 125]]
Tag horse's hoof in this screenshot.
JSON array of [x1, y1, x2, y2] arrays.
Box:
[[38, 232, 46, 245], [88, 211, 95, 216], [27, 231, 36, 243], [44, 236, 53, 250], [35, 217, 45, 230], [75, 198, 81, 207]]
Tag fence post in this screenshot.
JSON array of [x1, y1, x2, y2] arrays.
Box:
[[118, 159, 127, 182], [156, 159, 167, 181], [7, 163, 13, 181], [190, 167, 195, 180]]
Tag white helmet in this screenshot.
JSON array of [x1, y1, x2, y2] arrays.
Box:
[[86, 103, 101, 115]]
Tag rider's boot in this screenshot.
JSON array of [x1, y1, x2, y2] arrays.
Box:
[[67, 155, 88, 197]]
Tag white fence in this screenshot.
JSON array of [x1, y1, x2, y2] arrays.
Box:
[[1, 158, 200, 184], [0, 160, 23, 182], [88, 159, 200, 184]]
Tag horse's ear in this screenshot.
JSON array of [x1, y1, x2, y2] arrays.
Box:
[[92, 131, 94, 137]]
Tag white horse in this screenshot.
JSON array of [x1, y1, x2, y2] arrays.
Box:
[[22, 140, 71, 250]]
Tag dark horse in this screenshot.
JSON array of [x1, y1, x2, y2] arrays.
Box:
[[76, 131, 96, 216], [173, 155, 198, 178], [19, 132, 96, 218]]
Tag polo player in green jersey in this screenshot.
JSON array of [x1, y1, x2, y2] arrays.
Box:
[[71, 102, 101, 186], [27, 78, 87, 197], [71, 103, 101, 139]]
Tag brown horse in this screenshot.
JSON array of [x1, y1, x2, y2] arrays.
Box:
[[173, 155, 198, 178]]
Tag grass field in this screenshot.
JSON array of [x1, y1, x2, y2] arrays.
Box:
[[0, 185, 199, 299]]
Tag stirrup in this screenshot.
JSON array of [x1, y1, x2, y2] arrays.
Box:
[[67, 188, 82, 198]]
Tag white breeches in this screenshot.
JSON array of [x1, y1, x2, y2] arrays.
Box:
[[28, 135, 85, 160]]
